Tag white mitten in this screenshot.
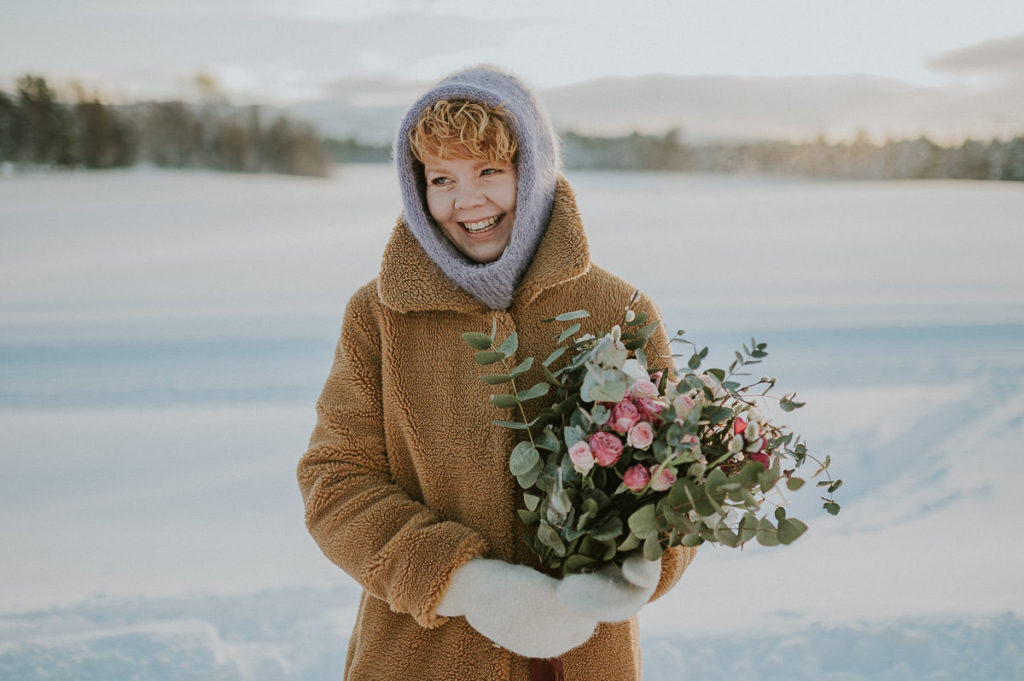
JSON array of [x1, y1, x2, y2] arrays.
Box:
[[437, 558, 597, 658], [556, 553, 661, 622]]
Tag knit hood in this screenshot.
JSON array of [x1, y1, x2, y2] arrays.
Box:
[[393, 65, 562, 310]]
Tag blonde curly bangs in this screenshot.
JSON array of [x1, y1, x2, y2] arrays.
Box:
[[409, 99, 518, 166]]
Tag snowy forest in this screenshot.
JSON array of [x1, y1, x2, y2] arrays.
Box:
[[0, 75, 331, 176], [2, 73, 1023, 180]]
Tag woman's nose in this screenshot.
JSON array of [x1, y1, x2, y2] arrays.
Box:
[[454, 181, 486, 210]]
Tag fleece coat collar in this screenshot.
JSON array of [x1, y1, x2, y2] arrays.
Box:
[[378, 177, 590, 314]]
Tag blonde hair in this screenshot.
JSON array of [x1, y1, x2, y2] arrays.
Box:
[[409, 99, 517, 165]]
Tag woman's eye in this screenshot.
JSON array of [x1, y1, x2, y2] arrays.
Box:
[[430, 176, 451, 186], [481, 168, 502, 176]]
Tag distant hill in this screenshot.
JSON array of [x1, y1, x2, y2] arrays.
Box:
[[287, 72, 1024, 146]]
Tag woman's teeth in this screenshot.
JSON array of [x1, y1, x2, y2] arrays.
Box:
[[462, 215, 501, 233]]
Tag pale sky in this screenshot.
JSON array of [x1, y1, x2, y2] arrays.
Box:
[[2, 0, 1024, 102]]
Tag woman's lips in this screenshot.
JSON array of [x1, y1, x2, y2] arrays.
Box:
[[461, 214, 503, 234]]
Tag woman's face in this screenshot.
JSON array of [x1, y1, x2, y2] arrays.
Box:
[[423, 151, 517, 264]]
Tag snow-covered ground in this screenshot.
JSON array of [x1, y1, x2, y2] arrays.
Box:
[[1, 166, 1022, 680]]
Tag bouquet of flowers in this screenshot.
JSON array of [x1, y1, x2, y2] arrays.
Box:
[[462, 293, 841, 576]]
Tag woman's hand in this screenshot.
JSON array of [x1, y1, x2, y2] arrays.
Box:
[[556, 554, 661, 622], [438, 559, 598, 657]]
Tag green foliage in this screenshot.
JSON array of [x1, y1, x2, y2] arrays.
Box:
[[461, 332, 493, 350], [460, 307, 842, 576]]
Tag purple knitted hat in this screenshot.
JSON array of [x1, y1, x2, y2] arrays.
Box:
[[394, 65, 562, 310]]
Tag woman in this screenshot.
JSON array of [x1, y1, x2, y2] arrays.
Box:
[[297, 64, 696, 681]]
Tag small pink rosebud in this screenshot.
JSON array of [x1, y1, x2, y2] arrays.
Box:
[[623, 464, 651, 492], [627, 421, 655, 450], [589, 431, 624, 466], [568, 441, 595, 473], [733, 417, 747, 435], [648, 465, 677, 491]]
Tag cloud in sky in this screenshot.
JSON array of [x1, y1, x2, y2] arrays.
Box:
[[928, 32, 1024, 80], [5, 0, 1024, 100]]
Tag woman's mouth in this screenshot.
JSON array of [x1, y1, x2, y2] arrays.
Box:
[[460, 215, 503, 234]]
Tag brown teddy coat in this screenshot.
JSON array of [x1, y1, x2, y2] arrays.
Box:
[[297, 178, 697, 681]]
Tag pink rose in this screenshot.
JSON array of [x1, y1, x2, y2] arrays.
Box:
[[627, 421, 655, 450], [611, 400, 641, 434], [589, 431, 624, 466], [649, 465, 677, 491], [568, 441, 595, 473], [623, 464, 651, 492], [636, 397, 665, 423], [650, 371, 664, 385], [630, 379, 659, 400]]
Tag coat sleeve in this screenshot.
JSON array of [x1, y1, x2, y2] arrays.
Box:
[[297, 285, 489, 629], [635, 291, 698, 602]]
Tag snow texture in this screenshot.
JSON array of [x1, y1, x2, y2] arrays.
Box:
[[1, 166, 1022, 679]]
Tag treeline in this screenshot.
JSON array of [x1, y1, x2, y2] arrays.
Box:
[[562, 129, 1024, 181], [0, 75, 330, 177]]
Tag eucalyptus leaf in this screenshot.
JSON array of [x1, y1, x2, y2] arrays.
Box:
[[787, 477, 806, 491], [681, 533, 702, 547], [497, 332, 518, 357], [703, 406, 734, 425], [737, 512, 758, 543], [563, 425, 584, 448], [517, 466, 541, 489], [756, 518, 780, 546], [591, 515, 623, 542], [739, 461, 764, 487], [535, 427, 560, 452], [518, 509, 540, 525], [662, 504, 694, 533], [475, 351, 506, 365], [617, 533, 642, 552], [634, 346, 648, 370], [490, 394, 520, 409], [643, 533, 664, 560], [543, 346, 568, 367], [508, 356, 534, 377], [557, 322, 582, 344], [564, 554, 597, 573], [777, 518, 808, 544], [509, 442, 540, 476], [462, 332, 493, 350], [480, 373, 514, 385], [537, 522, 566, 556], [627, 504, 658, 538], [493, 417, 538, 430], [517, 382, 551, 402], [638, 319, 660, 340], [550, 489, 572, 517]]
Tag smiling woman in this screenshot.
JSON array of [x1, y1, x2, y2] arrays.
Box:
[[422, 154, 518, 263], [411, 98, 521, 263], [296, 65, 697, 681]]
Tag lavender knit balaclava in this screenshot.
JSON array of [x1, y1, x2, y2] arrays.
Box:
[[394, 65, 562, 310]]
